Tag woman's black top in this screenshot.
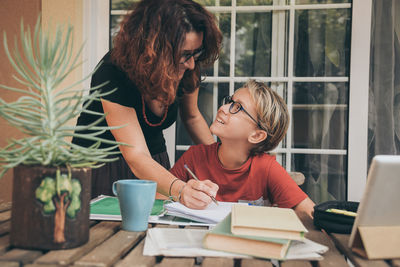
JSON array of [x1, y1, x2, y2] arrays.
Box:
[[72, 52, 179, 155]]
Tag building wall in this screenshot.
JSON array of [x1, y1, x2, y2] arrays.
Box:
[[0, 0, 83, 202]]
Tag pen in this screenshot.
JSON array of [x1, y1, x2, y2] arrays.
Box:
[[184, 164, 219, 206]]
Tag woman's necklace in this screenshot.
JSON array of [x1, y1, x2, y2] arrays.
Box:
[[142, 95, 169, 127]]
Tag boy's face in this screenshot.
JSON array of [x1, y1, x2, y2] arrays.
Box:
[[210, 87, 259, 141]]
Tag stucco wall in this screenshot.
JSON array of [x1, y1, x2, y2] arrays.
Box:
[[0, 0, 83, 202]]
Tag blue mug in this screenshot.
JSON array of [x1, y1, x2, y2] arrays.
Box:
[[112, 179, 157, 231]]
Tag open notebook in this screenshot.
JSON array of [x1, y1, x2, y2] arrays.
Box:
[[164, 201, 240, 224]]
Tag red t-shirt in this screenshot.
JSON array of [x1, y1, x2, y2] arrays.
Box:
[[170, 143, 307, 208]]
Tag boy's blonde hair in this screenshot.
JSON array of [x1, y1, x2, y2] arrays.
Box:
[[245, 80, 289, 155]]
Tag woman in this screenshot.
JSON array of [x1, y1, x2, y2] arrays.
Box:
[[73, 0, 222, 209]]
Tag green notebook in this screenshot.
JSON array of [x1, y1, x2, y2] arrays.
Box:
[[90, 195, 165, 220]]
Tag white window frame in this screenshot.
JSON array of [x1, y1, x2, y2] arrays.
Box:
[[82, 0, 371, 201]]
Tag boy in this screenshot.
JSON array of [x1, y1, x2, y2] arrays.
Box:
[[170, 80, 315, 219]]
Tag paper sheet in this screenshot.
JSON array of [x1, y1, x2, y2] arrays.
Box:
[[143, 228, 328, 260], [143, 228, 247, 257]]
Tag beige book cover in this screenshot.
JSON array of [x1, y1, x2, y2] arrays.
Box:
[[231, 204, 308, 240]]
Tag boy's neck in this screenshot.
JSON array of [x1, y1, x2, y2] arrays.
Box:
[[217, 142, 251, 169]]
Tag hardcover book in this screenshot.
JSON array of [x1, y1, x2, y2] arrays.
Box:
[[203, 213, 291, 259], [231, 204, 307, 240]]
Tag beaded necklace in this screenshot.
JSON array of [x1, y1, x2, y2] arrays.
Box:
[[141, 95, 169, 127]]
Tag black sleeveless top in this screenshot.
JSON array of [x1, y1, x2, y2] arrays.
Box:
[[72, 52, 179, 155]]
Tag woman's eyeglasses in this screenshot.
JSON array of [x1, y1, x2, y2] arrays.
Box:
[[179, 48, 204, 64], [222, 95, 263, 129]]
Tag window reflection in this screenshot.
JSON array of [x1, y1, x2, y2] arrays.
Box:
[[292, 154, 347, 202], [294, 9, 351, 77], [292, 82, 348, 150], [235, 12, 272, 77]]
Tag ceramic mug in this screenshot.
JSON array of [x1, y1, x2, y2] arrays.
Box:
[[112, 179, 157, 231]]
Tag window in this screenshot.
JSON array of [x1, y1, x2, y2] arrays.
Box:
[[85, 0, 371, 203]]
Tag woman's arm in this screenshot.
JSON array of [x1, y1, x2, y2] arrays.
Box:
[[102, 99, 218, 209], [179, 87, 215, 145]]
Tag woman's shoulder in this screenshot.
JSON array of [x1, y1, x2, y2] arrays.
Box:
[[92, 52, 126, 82], [90, 52, 141, 108]]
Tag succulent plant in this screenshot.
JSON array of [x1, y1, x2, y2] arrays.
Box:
[[0, 17, 125, 178]]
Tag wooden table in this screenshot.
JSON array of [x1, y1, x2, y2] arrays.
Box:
[[0, 200, 348, 267]]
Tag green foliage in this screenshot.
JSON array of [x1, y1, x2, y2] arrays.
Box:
[[67, 178, 82, 218], [36, 177, 56, 214], [0, 16, 127, 178], [35, 170, 82, 219]]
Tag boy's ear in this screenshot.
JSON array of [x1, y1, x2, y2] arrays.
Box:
[[248, 129, 268, 144]]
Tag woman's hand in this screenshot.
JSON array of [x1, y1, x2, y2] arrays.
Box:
[[179, 179, 219, 209]]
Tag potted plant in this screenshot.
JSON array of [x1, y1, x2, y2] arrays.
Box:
[[0, 17, 124, 249]]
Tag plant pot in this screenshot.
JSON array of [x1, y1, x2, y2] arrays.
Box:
[[10, 165, 92, 250]]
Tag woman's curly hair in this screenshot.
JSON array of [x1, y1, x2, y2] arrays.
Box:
[[111, 0, 222, 105]]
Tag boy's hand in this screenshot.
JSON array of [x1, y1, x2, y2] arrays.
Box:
[[179, 179, 219, 209]]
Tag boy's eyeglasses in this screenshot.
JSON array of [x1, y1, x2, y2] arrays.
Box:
[[222, 95, 263, 130], [179, 48, 204, 64]]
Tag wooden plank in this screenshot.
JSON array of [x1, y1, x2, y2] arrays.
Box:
[[35, 221, 120, 266], [0, 221, 10, 236], [114, 238, 156, 267], [201, 257, 234, 267], [0, 235, 10, 254], [155, 257, 195, 267], [390, 259, 400, 267], [298, 215, 348, 267], [241, 258, 274, 267], [0, 202, 12, 213], [0, 211, 11, 223], [0, 261, 19, 267], [0, 249, 43, 265], [74, 230, 144, 267], [306, 229, 348, 267], [281, 260, 312, 267], [330, 233, 390, 267]]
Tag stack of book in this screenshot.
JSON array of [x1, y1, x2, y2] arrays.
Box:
[[203, 204, 311, 259]]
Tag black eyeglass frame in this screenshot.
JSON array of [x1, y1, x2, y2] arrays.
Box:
[[222, 95, 264, 130], [179, 48, 204, 64]]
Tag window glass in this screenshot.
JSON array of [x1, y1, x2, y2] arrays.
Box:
[[110, 15, 123, 42], [194, 0, 232, 6], [292, 82, 348, 149], [293, 8, 351, 77], [296, 0, 350, 4], [292, 154, 347, 202], [111, 0, 139, 10], [202, 13, 231, 77], [235, 12, 272, 77], [237, 0, 273, 5]]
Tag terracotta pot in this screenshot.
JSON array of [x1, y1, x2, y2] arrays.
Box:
[[10, 165, 91, 250]]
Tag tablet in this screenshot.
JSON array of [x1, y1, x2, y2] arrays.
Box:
[[348, 155, 400, 247]]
